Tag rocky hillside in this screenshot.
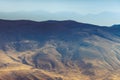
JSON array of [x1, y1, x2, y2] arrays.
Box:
[[0, 19, 120, 80]]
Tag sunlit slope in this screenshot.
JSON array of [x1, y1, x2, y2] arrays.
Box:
[[0, 19, 120, 80]]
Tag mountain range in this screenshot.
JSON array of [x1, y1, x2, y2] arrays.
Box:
[[0, 11, 120, 26], [0, 19, 120, 80]]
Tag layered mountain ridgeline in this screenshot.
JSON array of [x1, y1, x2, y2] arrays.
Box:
[[0, 19, 120, 80]]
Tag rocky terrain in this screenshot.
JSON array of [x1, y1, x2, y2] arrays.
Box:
[[0, 19, 120, 80]]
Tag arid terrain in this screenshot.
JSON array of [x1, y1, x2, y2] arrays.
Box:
[[0, 19, 120, 80]]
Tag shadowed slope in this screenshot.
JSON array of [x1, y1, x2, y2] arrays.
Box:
[[0, 19, 120, 80]]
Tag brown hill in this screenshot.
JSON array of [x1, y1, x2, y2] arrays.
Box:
[[0, 19, 120, 80]]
